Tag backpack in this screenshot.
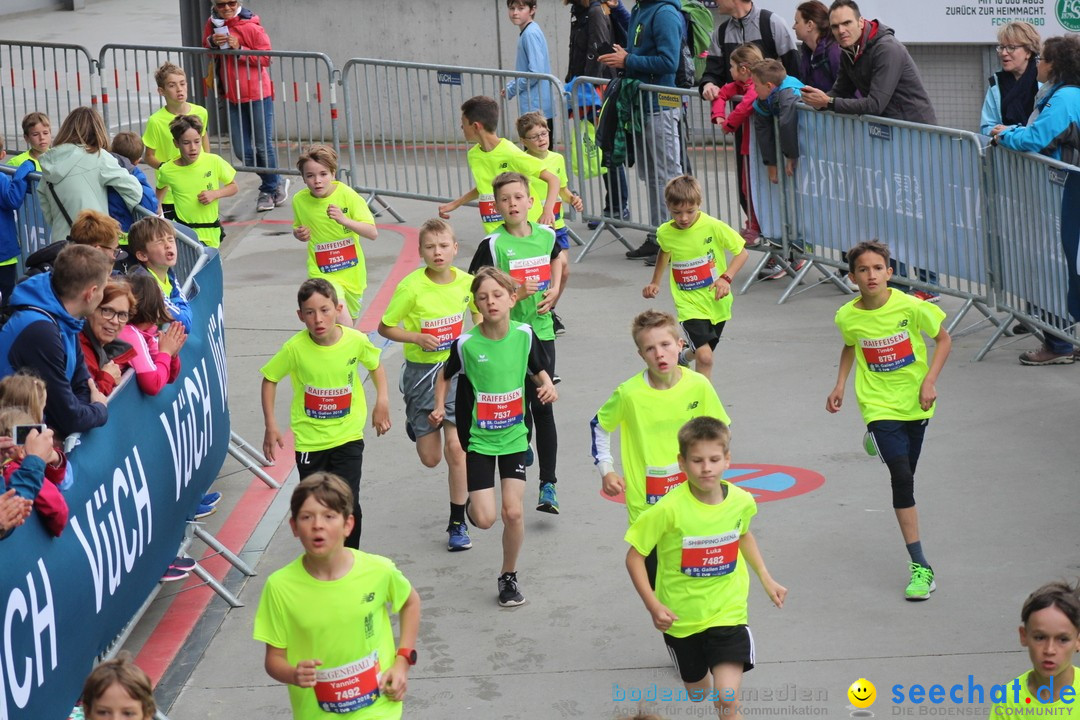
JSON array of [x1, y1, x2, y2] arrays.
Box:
[[716, 7, 777, 72], [679, 0, 715, 86]]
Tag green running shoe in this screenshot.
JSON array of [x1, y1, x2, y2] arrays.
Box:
[[905, 562, 936, 601]]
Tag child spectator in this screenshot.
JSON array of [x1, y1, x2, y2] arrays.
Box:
[[432, 267, 558, 607], [625, 417, 786, 718], [24, 209, 127, 280], [261, 279, 391, 548], [254, 473, 420, 717], [503, 0, 555, 140], [142, 61, 210, 220], [79, 280, 137, 397], [155, 115, 237, 248], [0, 373, 69, 531], [751, 58, 805, 184], [991, 580, 1080, 716], [292, 145, 377, 327], [469, 172, 566, 514], [642, 175, 749, 379], [0, 244, 111, 438], [126, 215, 193, 332], [826, 240, 952, 600], [710, 43, 764, 245], [118, 274, 187, 396], [517, 110, 581, 334], [108, 131, 159, 235], [0, 136, 34, 301], [591, 310, 730, 585], [378, 218, 475, 552], [438, 96, 560, 236], [7, 112, 51, 171], [79, 654, 156, 720]]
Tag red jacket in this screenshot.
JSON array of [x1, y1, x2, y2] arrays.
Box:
[[203, 10, 274, 103], [711, 79, 757, 155], [3, 452, 69, 537], [79, 329, 136, 397]]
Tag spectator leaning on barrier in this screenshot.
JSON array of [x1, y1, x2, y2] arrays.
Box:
[[994, 35, 1080, 367], [793, 0, 841, 92], [980, 22, 1042, 137], [0, 138, 34, 303], [79, 280, 136, 397], [203, 0, 287, 214], [37, 107, 144, 243], [700, 0, 800, 91], [0, 244, 112, 438], [800, 0, 936, 125], [599, 0, 685, 262]]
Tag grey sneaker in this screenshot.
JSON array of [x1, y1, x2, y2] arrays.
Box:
[[1019, 345, 1075, 366], [272, 178, 291, 207], [256, 191, 274, 212]]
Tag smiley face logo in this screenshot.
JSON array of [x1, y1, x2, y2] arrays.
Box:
[[848, 678, 876, 709]]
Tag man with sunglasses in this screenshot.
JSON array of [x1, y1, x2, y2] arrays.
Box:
[[203, 0, 289, 214]]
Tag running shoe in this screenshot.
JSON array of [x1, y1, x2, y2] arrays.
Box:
[[905, 562, 936, 601], [170, 556, 197, 571], [272, 178, 291, 207], [677, 346, 693, 368], [626, 238, 660, 260], [1019, 345, 1075, 366], [552, 312, 565, 336], [201, 491, 222, 508], [256, 192, 274, 212], [447, 522, 472, 552], [161, 567, 190, 583], [194, 502, 217, 520], [536, 482, 559, 514], [498, 571, 526, 607]]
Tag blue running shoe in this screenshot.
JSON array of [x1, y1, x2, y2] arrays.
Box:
[[201, 491, 222, 508], [536, 482, 559, 514], [447, 522, 472, 551]]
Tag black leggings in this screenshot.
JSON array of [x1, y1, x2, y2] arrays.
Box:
[[525, 338, 557, 484]]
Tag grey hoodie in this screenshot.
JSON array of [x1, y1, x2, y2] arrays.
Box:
[[37, 143, 143, 240]]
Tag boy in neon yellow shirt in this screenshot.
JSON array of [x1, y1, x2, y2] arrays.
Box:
[[468, 172, 565, 514], [592, 310, 730, 585], [991, 581, 1080, 717], [626, 417, 786, 718], [643, 175, 749, 380], [141, 62, 210, 219], [438, 96, 560, 235], [154, 115, 237, 248], [254, 472, 421, 720], [7, 112, 51, 171], [517, 110, 581, 335], [826, 240, 952, 601], [293, 145, 377, 326], [378, 218, 475, 552], [262, 279, 391, 549]]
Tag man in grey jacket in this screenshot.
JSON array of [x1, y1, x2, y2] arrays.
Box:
[[801, 0, 936, 125]]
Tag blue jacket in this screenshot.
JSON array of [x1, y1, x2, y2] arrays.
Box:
[[754, 76, 804, 165], [0, 273, 108, 437], [505, 21, 554, 119], [998, 84, 1080, 166], [0, 161, 33, 263], [107, 155, 159, 232], [625, 0, 683, 95]]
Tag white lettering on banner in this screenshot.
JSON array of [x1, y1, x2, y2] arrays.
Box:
[[207, 303, 229, 409], [160, 360, 214, 501], [70, 449, 153, 613], [797, 160, 926, 219], [0, 559, 56, 718]]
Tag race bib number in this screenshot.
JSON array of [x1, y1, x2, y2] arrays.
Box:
[[314, 238, 359, 274], [421, 312, 466, 352], [671, 255, 717, 291], [304, 386, 352, 420], [681, 531, 740, 578], [479, 193, 502, 224], [860, 331, 915, 372], [313, 652, 380, 714], [476, 388, 524, 430], [508, 255, 551, 293], [645, 463, 686, 504]]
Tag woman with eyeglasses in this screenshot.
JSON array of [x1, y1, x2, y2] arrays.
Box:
[[980, 22, 1042, 136], [79, 280, 138, 397]]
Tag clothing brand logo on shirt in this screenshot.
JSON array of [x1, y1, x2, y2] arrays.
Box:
[[897, 319, 909, 328], [687, 401, 699, 410], [477, 354, 488, 363], [363, 592, 375, 603]]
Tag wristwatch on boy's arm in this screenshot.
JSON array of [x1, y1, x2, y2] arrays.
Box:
[[396, 648, 417, 666]]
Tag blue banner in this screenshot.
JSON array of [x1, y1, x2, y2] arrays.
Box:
[[0, 250, 230, 720]]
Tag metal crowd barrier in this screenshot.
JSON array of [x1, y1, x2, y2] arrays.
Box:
[[0, 40, 98, 155], [97, 44, 338, 179], [979, 147, 1080, 360], [339, 58, 569, 228], [566, 78, 745, 262]]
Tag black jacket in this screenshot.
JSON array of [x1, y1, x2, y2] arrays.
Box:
[[567, 1, 615, 82]]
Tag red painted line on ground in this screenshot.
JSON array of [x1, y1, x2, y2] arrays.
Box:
[[134, 226, 421, 687]]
